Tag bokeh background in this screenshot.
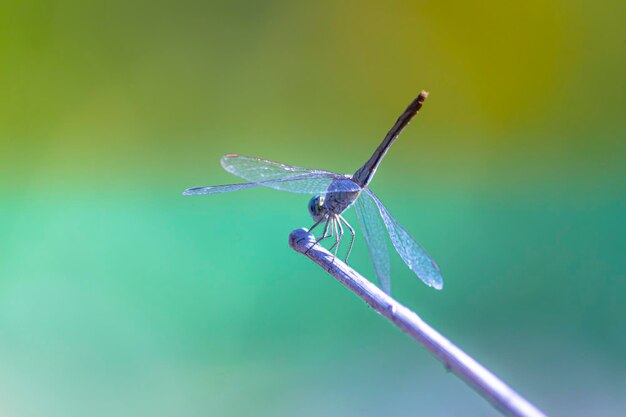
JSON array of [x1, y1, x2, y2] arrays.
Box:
[[1, 1, 624, 416]]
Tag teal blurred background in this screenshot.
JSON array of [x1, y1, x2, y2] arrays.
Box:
[[1, 1, 624, 416]]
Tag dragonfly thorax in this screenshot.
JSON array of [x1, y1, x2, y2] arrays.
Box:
[[322, 189, 361, 215]]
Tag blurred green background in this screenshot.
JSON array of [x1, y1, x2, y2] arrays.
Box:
[[1, 1, 624, 416]]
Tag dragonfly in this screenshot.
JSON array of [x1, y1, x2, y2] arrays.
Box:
[[183, 91, 442, 293]]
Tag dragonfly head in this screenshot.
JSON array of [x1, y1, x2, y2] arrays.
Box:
[[308, 195, 325, 222]]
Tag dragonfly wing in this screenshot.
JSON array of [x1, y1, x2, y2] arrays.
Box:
[[183, 182, 259, 195], [354, 191, 391, 294], [222, 154, 338, 180], [365, 189, 443, 290], [219, 154, 360, 194], [183, 174, 359, 196]]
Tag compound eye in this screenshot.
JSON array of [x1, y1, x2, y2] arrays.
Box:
[[308, 196, 324, 220], [308, 196, 319, 216]]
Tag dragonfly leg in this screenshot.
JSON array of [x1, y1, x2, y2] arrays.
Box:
[[306, 216, 332, 254], [328, 216, 343, 263], [333, 217, 345, 262], [308, 216, 325, 233], [328, 216, 343, 262], [328, 219, 339, 253], [338, 215, 355, 264]]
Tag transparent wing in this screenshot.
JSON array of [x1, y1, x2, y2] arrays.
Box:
[[365, 189, 443, 290], [354, 191, 391, 294], [221, 154, 352, 181], [183, 182, 262, 195], [217, 154, 360, 194], [183, 174, 359, 196]]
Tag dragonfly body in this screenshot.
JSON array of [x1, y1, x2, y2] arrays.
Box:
[[306, 183, 361, 262], [183, 91, 443, 294], [318, 185, 361, 216]]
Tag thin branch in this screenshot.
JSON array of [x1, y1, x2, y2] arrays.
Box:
[[289, 228, 548, 417]]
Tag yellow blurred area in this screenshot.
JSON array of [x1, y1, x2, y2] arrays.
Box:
[[0, 1, 623, 157]]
